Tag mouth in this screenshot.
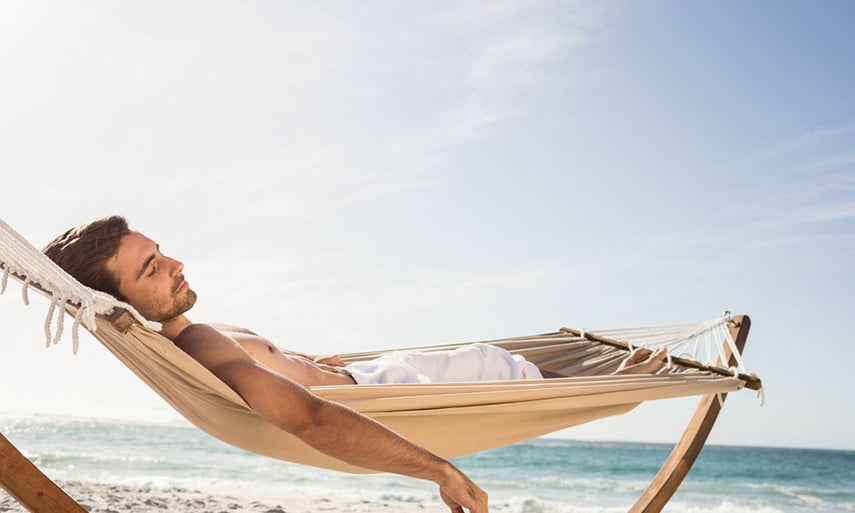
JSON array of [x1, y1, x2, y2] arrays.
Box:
[[174, 276, 189, 293]]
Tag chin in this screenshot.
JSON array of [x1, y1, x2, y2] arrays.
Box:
[[175, 290, 198, 317], [184, 289, 198, 309], [148, 290, 198, 322]]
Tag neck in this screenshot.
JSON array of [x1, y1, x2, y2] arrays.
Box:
[[159, 315, 193, 341]]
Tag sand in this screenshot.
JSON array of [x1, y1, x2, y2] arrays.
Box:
[[0, 480, 457, 513]]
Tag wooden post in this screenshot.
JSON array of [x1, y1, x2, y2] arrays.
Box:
[[0, 431, 88, 513], [628, 315, 752, 513]]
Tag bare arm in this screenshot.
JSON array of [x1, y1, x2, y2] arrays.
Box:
[[174, 324, 487, 513]]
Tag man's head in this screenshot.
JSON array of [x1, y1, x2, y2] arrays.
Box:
[[43, 215, 130, 299], [44, 216, 197, 322]]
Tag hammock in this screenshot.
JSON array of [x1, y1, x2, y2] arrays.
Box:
[[0, 218, 762, 512]]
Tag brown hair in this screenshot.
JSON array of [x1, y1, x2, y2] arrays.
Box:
[[43, 215, 131, 299]]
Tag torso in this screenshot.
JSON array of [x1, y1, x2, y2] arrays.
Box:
[[177, 323, 355, 386], [231, 331, 354, 386]]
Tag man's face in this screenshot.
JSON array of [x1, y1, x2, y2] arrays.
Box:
[[106, 231, 197, 322]]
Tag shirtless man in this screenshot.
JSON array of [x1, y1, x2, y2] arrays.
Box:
[[44, 216, 666, 513]]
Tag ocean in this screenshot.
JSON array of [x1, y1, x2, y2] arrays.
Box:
[[1, 415, 852, 513]]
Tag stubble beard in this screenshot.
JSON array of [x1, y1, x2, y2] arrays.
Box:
[[139, 288, 198, 322]]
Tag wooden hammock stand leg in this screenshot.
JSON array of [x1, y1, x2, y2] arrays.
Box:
[[0, 431, 87, 512], [628, 314, 752, 513]]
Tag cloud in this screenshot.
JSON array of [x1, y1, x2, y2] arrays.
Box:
[[3, 1, 602, 233], [726, 119, 855, 243], [800, 150, 855, 174], [802, 202, 855, 222], [748, 122, 855, 163], [1, 0, 608, 345]]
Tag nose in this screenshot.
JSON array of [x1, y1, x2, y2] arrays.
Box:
[[164, 256, 184, 276]]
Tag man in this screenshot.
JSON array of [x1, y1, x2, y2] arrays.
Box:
[[44, 216, 666, 513]]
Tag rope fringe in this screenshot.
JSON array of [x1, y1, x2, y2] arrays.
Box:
[[44, 296, 58, 348], [21, 275, 31, 305], [0, 217, 162, 353]]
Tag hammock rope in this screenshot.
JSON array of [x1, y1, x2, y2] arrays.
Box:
[[591, 315, 753, 377]]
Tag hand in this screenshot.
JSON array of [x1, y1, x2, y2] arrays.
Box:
[[314, 354, 345, 367], [438, 465, 488, 513]]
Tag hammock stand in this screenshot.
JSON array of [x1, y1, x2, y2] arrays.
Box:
[[0, 310, 755, 513]]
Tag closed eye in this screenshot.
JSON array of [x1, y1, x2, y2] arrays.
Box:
[[135, 244, 162, 281]]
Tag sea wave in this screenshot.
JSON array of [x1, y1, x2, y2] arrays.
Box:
[[663, 500, 787, 513]]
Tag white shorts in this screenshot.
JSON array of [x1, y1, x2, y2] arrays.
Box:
[[344, 343, 543, 385]]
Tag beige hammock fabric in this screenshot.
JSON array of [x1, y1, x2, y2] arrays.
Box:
[[0, 217, 749, 474], [87, 318, 745, 473]]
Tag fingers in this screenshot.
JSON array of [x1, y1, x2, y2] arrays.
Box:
[[440, 490, 466, 513], [439, 472, 489, 513], [314, 354, 345, 367], [441, 488, 485, 512]]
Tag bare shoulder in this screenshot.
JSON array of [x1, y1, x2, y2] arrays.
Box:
[[206, 322, 259, 336], [173, 323, 251, 368], [174, 323, 229, 347]]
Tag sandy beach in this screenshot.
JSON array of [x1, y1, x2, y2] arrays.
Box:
[[0, 480, 458, 513]]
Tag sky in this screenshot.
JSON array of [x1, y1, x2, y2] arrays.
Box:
[[0, 1, 853, 451]]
